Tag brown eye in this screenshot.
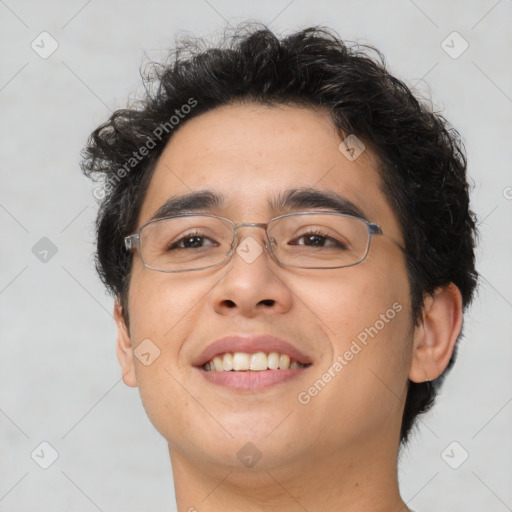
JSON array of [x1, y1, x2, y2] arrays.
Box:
[[167, 232, 218, 251]]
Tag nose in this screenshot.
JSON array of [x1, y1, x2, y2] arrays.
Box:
[[209, 225, 293, 318]]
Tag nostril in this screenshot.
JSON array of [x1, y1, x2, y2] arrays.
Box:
[[259, 299, 275, 306]]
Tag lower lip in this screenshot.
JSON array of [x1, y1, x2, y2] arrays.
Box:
[[197, 367, 308, 390]]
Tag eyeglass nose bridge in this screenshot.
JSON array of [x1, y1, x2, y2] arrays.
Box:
[[233, 221, 269, 231], [227, 221, 277, 261]]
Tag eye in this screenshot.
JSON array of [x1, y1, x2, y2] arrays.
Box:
[[289, 230, 348, 249], [167, 231, 219, 250]]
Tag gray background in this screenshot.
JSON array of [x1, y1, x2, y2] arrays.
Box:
[[1, 1, 511, 511]]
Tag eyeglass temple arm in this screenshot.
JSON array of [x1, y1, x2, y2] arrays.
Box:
[[370, 223, 406, 253]]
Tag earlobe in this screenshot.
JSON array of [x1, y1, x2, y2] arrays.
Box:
[[114, 299, 138, 387], [409, 283, 463, 383]]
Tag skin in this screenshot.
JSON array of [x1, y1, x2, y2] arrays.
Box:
[[114, 102, 463, 512]]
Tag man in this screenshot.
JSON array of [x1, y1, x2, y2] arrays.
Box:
[[82, 23, 478, 512]]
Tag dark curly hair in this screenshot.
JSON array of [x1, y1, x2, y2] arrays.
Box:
[[81, 22, 478, 445]]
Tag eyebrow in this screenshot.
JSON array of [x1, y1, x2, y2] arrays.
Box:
[[148, 187, 370, 223]]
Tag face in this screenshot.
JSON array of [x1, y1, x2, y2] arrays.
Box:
[[117, 102, 414, 473]]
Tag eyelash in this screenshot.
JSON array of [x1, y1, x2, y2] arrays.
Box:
[[291, 229, 347, 248], [167, 231, 217, 250]]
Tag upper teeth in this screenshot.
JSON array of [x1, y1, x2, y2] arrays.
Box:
[[203, 352, 307, 372]]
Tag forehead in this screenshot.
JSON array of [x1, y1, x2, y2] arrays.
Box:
[[137, 103, 403, 243]]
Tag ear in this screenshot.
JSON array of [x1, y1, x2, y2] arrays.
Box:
[[409, 283, 463, 383], [114, 298, 137, 387]]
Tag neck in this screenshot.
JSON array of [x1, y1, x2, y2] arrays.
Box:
[[170, 436, 409, 512]]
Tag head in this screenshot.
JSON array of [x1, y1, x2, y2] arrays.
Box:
[[81, 23, 477, 467]]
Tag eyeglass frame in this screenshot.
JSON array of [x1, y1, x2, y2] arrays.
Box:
[[124, 211, 404, 273]]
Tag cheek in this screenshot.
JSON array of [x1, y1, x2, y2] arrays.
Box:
[[294, 265, 412, 443], [126, 269, 197, 378], [126, 270, 207, 439], [304, 256, 413, 391], [127, 267, 206, 342], [301, 255, 411, 345]]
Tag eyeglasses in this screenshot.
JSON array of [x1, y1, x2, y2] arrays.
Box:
[[124, 211, 397, 273]]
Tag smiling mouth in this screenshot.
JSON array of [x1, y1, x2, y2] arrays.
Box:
[[203, 351, 311, 372]]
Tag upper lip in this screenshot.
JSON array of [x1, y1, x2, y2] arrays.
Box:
[[192, 335, 313, 367]]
